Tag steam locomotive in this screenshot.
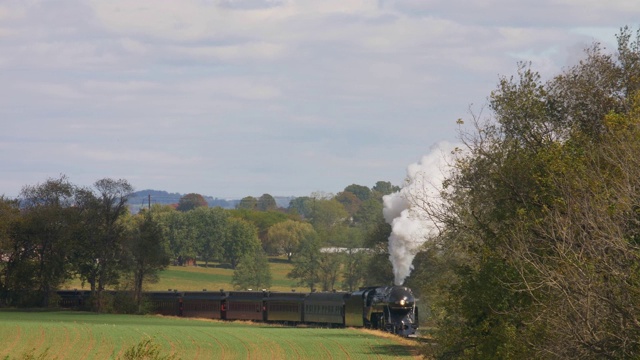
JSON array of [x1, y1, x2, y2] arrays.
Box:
[[57, 285, 419, 337]]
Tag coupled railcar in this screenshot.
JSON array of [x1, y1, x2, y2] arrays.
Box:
[[57, 285, 419, 337], [266, 291, 307, 323], [304, 291, 347, 326]]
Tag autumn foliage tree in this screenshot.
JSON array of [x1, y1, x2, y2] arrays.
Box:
[[176, 193, 208, 212], [265, 220, 316, 260], [423, 27, 640, 359]]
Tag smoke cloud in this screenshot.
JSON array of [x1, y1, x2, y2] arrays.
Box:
[[383, 141, 457, 285]]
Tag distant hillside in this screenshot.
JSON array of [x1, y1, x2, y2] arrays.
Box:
[[128, 189, 294, 213]]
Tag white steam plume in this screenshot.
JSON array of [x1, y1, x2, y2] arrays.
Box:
[[383, 141, 457, 285]]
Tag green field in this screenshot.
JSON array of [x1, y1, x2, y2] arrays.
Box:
[[60, 258, 309, 292], [0, 310, 419, 359]]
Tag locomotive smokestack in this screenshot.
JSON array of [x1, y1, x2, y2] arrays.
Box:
[[383, 142, 456, 285]]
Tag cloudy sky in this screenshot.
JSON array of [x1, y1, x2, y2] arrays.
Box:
[[0, 1, 637, 199]]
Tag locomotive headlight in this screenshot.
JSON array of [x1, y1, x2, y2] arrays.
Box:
[[399, 299, 406, 306]]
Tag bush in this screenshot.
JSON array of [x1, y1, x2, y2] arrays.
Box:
[[120, 338, 179, 360], [2, 347, 55, 360], [92, 291, 138, 314]]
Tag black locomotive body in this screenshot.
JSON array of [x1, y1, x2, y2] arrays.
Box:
[[344, 286, 418, 336], [57, 285, 419, 337]]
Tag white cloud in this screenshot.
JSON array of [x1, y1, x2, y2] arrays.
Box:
[[19, 82, 87, 100], [166, 42, 286, 62], [0, 0, 637, 198], [177, 77, 282, 100], [83, 80, 160, 93]]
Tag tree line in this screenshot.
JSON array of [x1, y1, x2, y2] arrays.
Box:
[[151, 182, 401, 292], [0, 173, 401, 311], [0, 177, 167, 312], [407, 26, 640, 359]]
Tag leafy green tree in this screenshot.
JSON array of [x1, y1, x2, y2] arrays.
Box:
[[287, 234, 322, 291], [343, 184, 372, 202], [334, 191, 362, 216], [309, 198, 348, 243], [340, 249, 368, 291], [223, 217, 261, 269], [352, 197, 384, 233], [237, 196, 257, 210], [372, 181, 400, 197], [125, 211, 170, 307], [265, 220, 316, 260], [256, 193, 277, 211], [72, 178, 133, 311], [15, 175, 79, 306], [186, 207, 228, 267], [317, 253, 342, 291], [0, 196, 20, 299], [153, 206, 195, 266], [231, 247, 272, 290], [287, 196, 314, 218], [424, 27, 640, 360], [228, 208, 290, 248], [337, 232, 368, 291], [176, 193, 208, 212], [362, 213, 395, 287]]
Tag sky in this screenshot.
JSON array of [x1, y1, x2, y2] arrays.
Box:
[[1, 1, 638, 199]]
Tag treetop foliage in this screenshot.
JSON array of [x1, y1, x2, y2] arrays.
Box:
[[176, 193, 208, 212]]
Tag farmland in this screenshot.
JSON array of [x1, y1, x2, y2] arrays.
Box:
[[60, 257, 312, 292], [18, 257, 424, 359], [0, 310, 420, 359]]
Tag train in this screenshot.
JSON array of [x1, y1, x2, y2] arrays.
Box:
[[57, 285, 419, 337]]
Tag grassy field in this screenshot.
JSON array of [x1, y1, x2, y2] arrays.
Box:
[[60, 257, 310, 292], [0, 310, 420, 359]]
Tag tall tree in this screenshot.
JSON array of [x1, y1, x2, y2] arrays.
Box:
[[231, 247, 272, 290], [309, 198, 348, 243], [125, 211, 170, 308], [153, 207, 195, 266], [340, 248, 368, 291], [0, 196, 20, 300], [352, 197, 384, 232], [424, 27, 640, 359], [72, 178, 133, 311], [372, 181, 400, 197], [343, 184, 372, 202], [176, 193, 208, 212], [256, 194, 277, 211], [335, 191, 362, 217], [16, 176, 79, 306], [287, 196, 314, 218], [187, 207, 228, 267], [237, 196, 257, 210], [229, 208, 290, 248], [317, 253, 342, 291], [222, 217, 261, 269], [265, 220, 317, 260], [287, 234, 322, 291]]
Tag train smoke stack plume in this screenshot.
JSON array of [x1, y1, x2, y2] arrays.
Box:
[[383, 142, 456, 285]]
